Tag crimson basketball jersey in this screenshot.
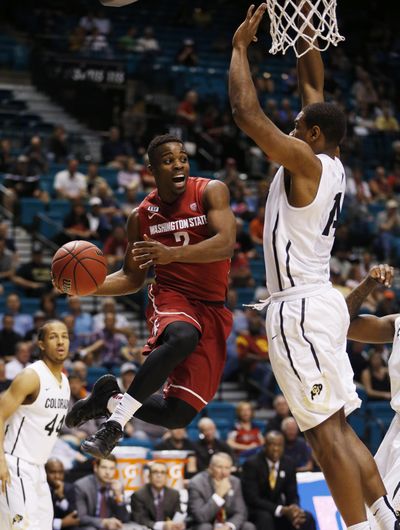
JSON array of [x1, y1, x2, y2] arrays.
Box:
[[138, 177, 230, 301]]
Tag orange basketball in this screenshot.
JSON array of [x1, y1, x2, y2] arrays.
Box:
[[51, 240, 107, 296]]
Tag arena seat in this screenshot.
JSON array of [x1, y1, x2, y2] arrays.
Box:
[[204, 401, 236, 425], [86, 366, 108, 387], [118, 438, 154, 450], [20, 197, 47, 227]]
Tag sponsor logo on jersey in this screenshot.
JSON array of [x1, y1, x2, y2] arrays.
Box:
[[310, 383, 323, 401], [190, 202, 198, 211], [45, 398, 69, 409], [149, 214, 207, 235]]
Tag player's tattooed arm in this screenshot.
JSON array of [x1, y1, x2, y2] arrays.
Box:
[[346, 264, 397, 344]]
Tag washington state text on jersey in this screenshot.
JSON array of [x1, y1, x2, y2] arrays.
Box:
[[149, 214, 207, 236]]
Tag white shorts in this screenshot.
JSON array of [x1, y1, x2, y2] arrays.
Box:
[[0, 454, 53, 530], [265, 286, 361, 432], [374, 413, 400, 513]]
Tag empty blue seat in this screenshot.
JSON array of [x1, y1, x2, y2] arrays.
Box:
[[205, 401, 236, 424], [86, 366, 108, 387], [20, 198, 46, 227], [118, 438, 154, 450]]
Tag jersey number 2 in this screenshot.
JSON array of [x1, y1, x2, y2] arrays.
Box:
[[322, 192, 342, 236], [45, 414, 65, 436], [174, 231, 190, 246]]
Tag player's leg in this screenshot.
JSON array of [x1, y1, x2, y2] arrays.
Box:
[[37, 466, 53, 530], [129, 395, 198, 428], [66, 320, 200, 429]]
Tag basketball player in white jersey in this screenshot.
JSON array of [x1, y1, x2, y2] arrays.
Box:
[[229, 4, 398, 530], [0, 320, 70, 530], [345, 264, 400, 519]]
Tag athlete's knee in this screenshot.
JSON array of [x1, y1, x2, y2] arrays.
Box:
[[163, 398, 198, 428], [163, 322, 200, 357]]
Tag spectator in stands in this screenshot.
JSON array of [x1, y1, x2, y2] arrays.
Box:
[[79, 10, 96, 32], [136, 26, 160, 53], [87, 196, 112, 242], [231, 186, 256, 222], [24, 310, 47, 357], [103, 224, 128, 273], [215, 158, 241, 188], [120, 182, 142, 220], [66, 296, 93, 338], [175, 38, 199, 67], [188, 452, 255, 530], [347, 341, 369, 384], [117, 157, 143, 192], [93, 9, 112, 35], [360, 350, 391, 401], [101, 126, 131, 167], [71, 359, 88, 384], [74, 455, 131, 529], [249, 206, 265, 246], [223, 288, 248, 381], [155, 428, 198, 478], [118, 26, 138, 52], [242, 431, 316, 530], [93, 297, 130, 336], [83, 27, 113, 58], [230, 244, 255, 288], [53, 200, 91, 247], [45, 458, 80, 530], [12, 241, 53, 297], [351, 66, 378, 107], [0, 236, 15, 281], [69, 25, 86, 53], [0, 220, 17, 255], [122, 98, 148, 152], [48, 125, 70, 163], [237, 309, 272, 406], [40, 292, 59, 320], [266, 395, 292, 433], [376, 199, 400, 263], [120, 332, 143, 364], [92, 180, 123, 223], [81, 312, 127, 369], [3, 154, 46, 213], [0, 315, 22, 360], [0, 138, 15, 173], [375, 288, 400, 316], [375, 103, 399, 132], [0, 293, 33, 336], [281, 418, 313, 473], [176, 90, 199, 137], [5, 341, 31, 379], [85, 161, 106, 195], [63, 314, 89, 360], [54, 157, 87, 200], [131, 461, 185, 530], [24, 135, 48, 175], [369, 165, 391, 201], [227, 402, 264, 459], [0, 359, 11, 393], [387, 164, 400, 195], [194, 417, 234, 472]]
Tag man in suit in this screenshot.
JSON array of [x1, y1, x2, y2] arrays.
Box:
[[45, 458, 80, 530], [188, 452, 255, 530], [74, 454, 138, 530], [241, 431, 316, 530], [194, 418, 235, 471], [131, 461, 185, 530]]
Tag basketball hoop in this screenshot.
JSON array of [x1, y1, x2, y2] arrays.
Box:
[[265, 0, 344, 57]]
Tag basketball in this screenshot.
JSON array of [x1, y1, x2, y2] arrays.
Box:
[[51, 240, 108, 296]]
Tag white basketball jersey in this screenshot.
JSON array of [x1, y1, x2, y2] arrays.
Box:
[[264, 154, 346, 295], [389, 316, 400, 414], [4, 360, 70, 465]]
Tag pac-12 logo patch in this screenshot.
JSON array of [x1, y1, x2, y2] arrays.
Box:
[[190, 202, 198, 211], [310, 383, 323, 401]]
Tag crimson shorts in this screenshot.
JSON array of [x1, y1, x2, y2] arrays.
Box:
[[143, 284, 232, 411]]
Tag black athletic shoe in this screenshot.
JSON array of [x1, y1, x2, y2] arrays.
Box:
[[81, 420, 123, 458], [65, 374, 120, 428]]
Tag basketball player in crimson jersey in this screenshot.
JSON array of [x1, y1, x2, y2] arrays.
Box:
[[229, 4, 398, 530], [66, 134, 236, 457]]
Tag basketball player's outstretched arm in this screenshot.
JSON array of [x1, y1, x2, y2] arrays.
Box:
[[0, 370, 40, 492], [131, 180, 235, 268], [296, 1, 324, 107], [228, 4, 320, 179], [92, 209, 147, 296], [346, 264, 397, 343]]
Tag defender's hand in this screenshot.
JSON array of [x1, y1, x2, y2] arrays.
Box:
[[369, 264, 394, 287], [0, 457, 10, 494], [232, 3, 267, 49], [132, 235, 176, 269]]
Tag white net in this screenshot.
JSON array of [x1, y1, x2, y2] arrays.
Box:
[[266, 0, 344, 57]]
